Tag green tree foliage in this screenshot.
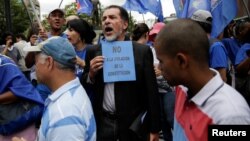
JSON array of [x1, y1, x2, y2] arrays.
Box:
[[127, 12, 136, 34], [0, 0, 30, 36], [0, 1, 7, 35]]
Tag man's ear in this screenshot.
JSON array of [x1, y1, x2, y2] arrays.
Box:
[[176, 53, 188, 69], [46, 56, 54, 70], [123, 21, 128, 31]]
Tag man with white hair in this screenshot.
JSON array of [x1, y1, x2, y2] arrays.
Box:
[[13, 37, 96, 141]]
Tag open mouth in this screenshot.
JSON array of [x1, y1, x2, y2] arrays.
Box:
[[105, 27, 113, 34], [55, 22, 61, 26]]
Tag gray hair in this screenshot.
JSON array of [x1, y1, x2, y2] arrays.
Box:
[[55, 61, 75, 72]]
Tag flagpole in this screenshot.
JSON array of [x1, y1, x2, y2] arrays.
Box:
[[59, 0, 64, 8], [28, 0, 43, 30], [142, 14, 145, 23], [75, 0, 78, 15], [243, 0, 250, 18]]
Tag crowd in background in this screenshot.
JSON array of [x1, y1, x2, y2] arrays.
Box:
[[1, 4, 250, 141]]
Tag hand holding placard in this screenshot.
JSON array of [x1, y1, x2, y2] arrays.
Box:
[[102, 41, 136, 82], [89, 56, 104, 81]]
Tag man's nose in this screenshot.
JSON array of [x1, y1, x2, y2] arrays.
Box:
[[103, 18, 111, 25]]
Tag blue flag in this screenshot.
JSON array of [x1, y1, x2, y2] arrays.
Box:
[[76, 0, 93, 16], [144, 0, 164, 22], [122, 0, 148, 14], [174, 0, 210, 18], [0, 55, 44, 104], [122, 0, 164, 22], [173, 0, 237, 37], [211, 0, 237, 37]]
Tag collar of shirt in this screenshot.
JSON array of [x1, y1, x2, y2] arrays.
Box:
[[44, 78, 80, 106], [190, 69, 224, 107]]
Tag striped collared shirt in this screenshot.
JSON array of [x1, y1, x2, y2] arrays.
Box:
[[38, 78, 96, 141]]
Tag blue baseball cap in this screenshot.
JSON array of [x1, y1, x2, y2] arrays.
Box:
[[24, 36, 76, 68]]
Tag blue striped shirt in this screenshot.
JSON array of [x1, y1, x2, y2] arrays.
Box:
[[37, 78, 96, 141]]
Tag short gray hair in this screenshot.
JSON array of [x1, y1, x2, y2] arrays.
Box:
[[55, 61, 75, 72]]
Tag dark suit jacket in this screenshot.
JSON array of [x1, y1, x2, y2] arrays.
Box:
[[82, 41, 161, 135]]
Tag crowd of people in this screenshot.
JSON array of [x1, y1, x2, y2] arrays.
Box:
[[1, 4, 250, 141]]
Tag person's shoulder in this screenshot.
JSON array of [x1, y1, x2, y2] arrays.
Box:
[[211, 40, 224, 46], [215, 85, 250, 123], [210, 40, 227, 51], [13, 42, 23, 49], [222, 38, 233, 42], [207, 83, 250, 115], [12, 46, 21, 53], [241, 43, 250, 49], [132, 41, 150, 51], [86, 44, 99, 49], [60, 32, 68, 38], [132, 41, 149, 47], [86, 44, 100, 52], [237, 43, 250, 54], [13, 42, 19, 46], [0, 54, 15, 65]]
